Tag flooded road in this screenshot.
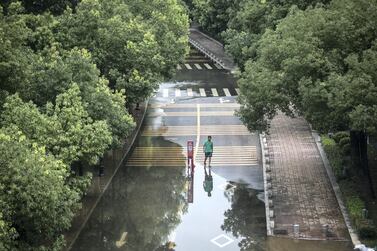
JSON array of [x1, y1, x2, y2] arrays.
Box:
[[71, 51, 353, 251]]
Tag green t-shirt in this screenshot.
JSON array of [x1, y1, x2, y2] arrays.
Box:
[[203, 140, 213, 153]]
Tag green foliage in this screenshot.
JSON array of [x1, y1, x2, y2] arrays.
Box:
[[333, 131, 350, 144], [1, 85, 113, 165], [56, 0, 189, 105], [0, 129, 81, 250], [229, 0, 377, 135], [0, 0, 189, 249], [359, 226, 377, 239], [322, 135, 344, 179]]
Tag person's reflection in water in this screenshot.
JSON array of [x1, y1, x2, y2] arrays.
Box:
[[203, 166, 213, 197]]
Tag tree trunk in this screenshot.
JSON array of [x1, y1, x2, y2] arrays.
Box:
[[350, 130, 375, 198]]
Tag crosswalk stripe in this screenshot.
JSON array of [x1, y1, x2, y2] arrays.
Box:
[[126, 146, 258, 167], [223, 88, 231, 97], [175, 88, 181, 97], [177, 64, 182, 70], [156, 88, 242, 98], [149, 103, 240, 109], [147, 111, 235, 117], [214, 64, 222, 69], [199, 88, 206, 97], [194, 64, 202, 70], [185, 64, 192, 70], [235, 88, 240, 95], [204, 63, 213, 70], [141, 125, 252, 136]]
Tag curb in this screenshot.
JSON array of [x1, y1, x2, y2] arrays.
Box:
[[260, 133, 273, 236], [312, 131, 361, 246], [65, 99, 149, 251]]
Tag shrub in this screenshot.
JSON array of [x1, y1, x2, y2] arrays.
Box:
[[359, 226, 377, 239], [339, 137, 351, 148], [333, 131, 350, 144], [322, 135, 344, 179]]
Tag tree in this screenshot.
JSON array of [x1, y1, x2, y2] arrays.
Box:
[[24, 48, 135, 146], [56, 0, 189, 107], [0, 128, 81, 250], [222, 185, 266, 251], [1, 84, 112, 165]]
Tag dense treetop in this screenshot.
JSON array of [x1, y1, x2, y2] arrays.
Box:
[[189, 0, 377, 135], [0, 0, 189, 250]]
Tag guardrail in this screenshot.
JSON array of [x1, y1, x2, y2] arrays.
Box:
[[188, 38, 226, 70]]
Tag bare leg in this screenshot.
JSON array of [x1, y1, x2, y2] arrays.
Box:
[[204, 156, 207, 165], [208, 156, 211, 167]]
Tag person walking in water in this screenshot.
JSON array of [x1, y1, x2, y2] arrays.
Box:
[[203, 135, 213, 167], [203, 166, 213, 197]]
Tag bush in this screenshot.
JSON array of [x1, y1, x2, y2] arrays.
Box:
[[322, 135, 344, 179], [359, 226, 377, 239], [339, 137, 351, 147], [333, 131, 350, 144], [346, 195, 365, 221]]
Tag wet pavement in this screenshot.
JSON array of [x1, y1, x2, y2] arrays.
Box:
[[70, 49, 353, 251]]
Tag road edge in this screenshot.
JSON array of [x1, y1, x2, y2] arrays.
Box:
[[260, 133, 273, 236], [65, 99, 150, 251]]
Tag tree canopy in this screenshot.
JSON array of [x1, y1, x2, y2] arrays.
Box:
[[0, 0, 189, 249], [189, 0, 377, 135]]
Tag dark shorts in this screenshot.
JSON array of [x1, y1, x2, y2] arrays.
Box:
[[205, 152, 212, 157]]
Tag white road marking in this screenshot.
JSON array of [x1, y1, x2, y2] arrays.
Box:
[[163, 89, 169, 98], [211, 88, 219, 97], [184, 63, 192, 70], [176, 64, 182, 70], [235, 88, 240, 95], [175, 88, 181, 97], [211, 234, 234, 248], [223, 88, 231, 97], [214, 63, 222, 69], [204, 63, 213, 70], [187, 88, 193, 96], [194, 63, 202, 70], [199, 88, 206, 97]]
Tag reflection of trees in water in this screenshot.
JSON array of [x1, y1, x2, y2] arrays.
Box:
[[124, 164, 188, 251], [71, 139, 187, 251], [221, 184, 266, 251]]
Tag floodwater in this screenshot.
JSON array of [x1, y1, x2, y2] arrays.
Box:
[[71, 57, 353, 251]]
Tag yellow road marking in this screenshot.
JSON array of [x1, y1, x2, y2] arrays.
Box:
[[195, 104, 200, 163]]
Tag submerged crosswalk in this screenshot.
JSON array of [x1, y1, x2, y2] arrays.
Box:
[[156, 87, 239, 97], [177, 62, 223, 70], [126, 146, 258, 167], [141, 125, 253, 137]]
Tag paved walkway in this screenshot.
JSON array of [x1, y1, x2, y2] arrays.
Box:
[[266, 113, 349, 240], [189, 28, 236, 71]]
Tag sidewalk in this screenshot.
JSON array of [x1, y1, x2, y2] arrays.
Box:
[[264, 113, 349, 240], [63, 102, 148, 251], [189, 28, 236, 71]]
